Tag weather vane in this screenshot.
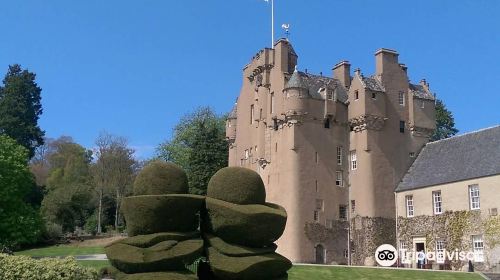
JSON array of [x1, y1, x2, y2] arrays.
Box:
[[281, 23, 290, 40]]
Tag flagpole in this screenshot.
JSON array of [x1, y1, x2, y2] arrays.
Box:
[[271, 0, 274, 48]]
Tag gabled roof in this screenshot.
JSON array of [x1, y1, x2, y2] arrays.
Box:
[[409, 83, 435, 100], [284, 70, 349, 103], [359, 76, 385, 92], [396, 126, 500, 192]]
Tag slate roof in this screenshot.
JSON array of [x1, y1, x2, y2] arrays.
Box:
[[228, 101, 238, 119], [284, 70, 349, 103], [396, 126, 500, 192], [409, 83, 435, 100], [360, 76, 385, 92]]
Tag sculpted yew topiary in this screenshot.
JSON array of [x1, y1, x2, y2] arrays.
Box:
[[207, 167, 266, 205], [133, 161, 188, 195]]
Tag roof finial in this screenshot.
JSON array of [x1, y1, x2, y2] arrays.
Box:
[[294, 65, 298, 72]]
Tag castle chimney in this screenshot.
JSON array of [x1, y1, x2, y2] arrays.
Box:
[[375, 48, 399, 77], [420, 79, 430, 90], [333, 60, 351, 88]]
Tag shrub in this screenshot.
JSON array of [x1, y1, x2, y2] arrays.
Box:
[[121, 194, 204, 237], [207, 167, 266, 205], [205, 234, 277, 257], [205, 197, 287, 247], [0, 254, 98, 280], [116, 231, 200, 248], [42, 222, 63, 242], [84, 214, 98, 235], [133, 161, 189, 195]]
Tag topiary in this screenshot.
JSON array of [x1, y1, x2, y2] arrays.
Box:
[[207, 167, 266, 205], [134, 161, 189, 195]]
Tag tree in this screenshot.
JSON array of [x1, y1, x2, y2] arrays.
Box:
[[0, 135, 43, 248], [0, 64, 44, 158], [41, 137, 94, 232], [157, 107, 228, 194], [431, 99, 459, 141], [92, 132, 136, 233]]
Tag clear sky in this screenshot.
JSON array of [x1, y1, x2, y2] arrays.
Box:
[[1, 0, 499, 159]]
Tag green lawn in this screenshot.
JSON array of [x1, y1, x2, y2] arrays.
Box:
[[15, 245, 104, 257], [77, 260, 110, 271], [289, 265, 483, 280]]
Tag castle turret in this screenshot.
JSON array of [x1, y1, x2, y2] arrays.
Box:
[[283, 67, 308, 117]]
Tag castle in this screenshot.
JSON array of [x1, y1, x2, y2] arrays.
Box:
[[225, 39, 437, 265]]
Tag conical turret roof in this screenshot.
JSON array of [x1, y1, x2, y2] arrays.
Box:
[[284, 67, 307, 90]]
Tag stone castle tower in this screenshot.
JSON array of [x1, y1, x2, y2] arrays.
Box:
[[226, 39, 436, 265]]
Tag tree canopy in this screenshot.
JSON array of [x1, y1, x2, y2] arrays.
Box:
[[431, 99, 459, 141], [0, 135, 42, 248], [0, 64, 44, 159], [157, 107, 228, 195]]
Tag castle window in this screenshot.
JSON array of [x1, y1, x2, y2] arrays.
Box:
[[350, 150, 357, 170], [469, 184, 480, 210], [316, 199, 324, 211], [315, 152, 319, 164], [327, 90, 333, 100], [472, 235, 484, 262], [433, 191, 442, 215], [344, 249, 349, 259], [354, 90, 359, 100], [337, 146, 343, 165], [335, 171, 343, 187], [259, 108, 263, 119], [270, 92, 275, 114], [398, 92, 405, 106], [409, 152, 415, 157], [250, 105, 254, 124], [436, 240, 445, 263], [351, 200, 356, 214], [371, 92, 376, 99], [400, 121, 405, 133], [275, 143, 278, 153], [313, 210, 320, 222], [405, 195, 414, 217], [339, 205, 347, 220], [324, 118, 330, 128], [245, 150, 249, 159], [421, 100, 425, 109], [315, 180, 318, 192]]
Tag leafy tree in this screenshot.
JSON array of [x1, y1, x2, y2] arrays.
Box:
[[41, 137, 94, 232], [431, 99, 459, 141], [0, 135, 43, 248], [157, 107, 228, 194], [91, 132, 136, 232], [0, 65, 44, 158]]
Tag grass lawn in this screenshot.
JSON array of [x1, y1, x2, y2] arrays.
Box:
[[77, 260, 110, 271], [15, 245, 104, 257], [289, 265, 483, 280]]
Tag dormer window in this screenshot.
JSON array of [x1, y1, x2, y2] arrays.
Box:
[[354, 90, 359, 100], [327, 90, 333, 100]]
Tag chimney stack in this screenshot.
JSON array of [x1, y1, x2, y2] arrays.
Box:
[[375, 48, 399, 77], [333, 60, 351, 88]]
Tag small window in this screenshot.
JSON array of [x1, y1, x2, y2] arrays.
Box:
[[316, 199, 324, 211], [336, 171, 343, 187], [267, 175, 270, 184], [245, 150, 249, 159], [421, 100, 425, 109], [315, 152, 319, 164], [270, 92, 275, 114], [433, 191, 442, 215], [327, 90, 333, 100], [337, 146, 343, 165], [315, 180, 319, 192], [398, 92, 405, 106], [275, 142, 278, 152], [406, 195, 414, 217], [351, 200, 356, 214], [339, 205, 347, 220], [409, 152, 415, 158], [469, 184, 480, 210], [350, 150, 357, 170], [436, 240, 445, 263], [472, 235, 484, 262], [250, 105, 254, 124], [400, 121, 405, 133], [354, 90, 359, 100], [343, 249, 349, 258], [371, 92, 376, 99], [313, 210, 320, 222], [259, 108, 263, 119]]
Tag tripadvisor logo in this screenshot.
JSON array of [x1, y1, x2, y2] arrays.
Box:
[[375, 244, 398, 267]]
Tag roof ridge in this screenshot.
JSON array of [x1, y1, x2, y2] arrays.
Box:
[[427, 125, 500, 146]]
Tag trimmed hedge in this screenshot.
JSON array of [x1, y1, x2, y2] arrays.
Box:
[[113, 270, 198, 280], [133, 161, 188, 195], [106, 239, 203, 273], [0, 254, 98, 280], [205, 234, 277, 257], [122, 194, 204, 236], [207, 247, 291, 280], [207, 167, 266, 205], [205, 197, 287, 247], [115, 231, 200, 248]]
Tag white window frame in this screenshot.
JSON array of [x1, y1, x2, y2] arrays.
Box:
[[406, 195, 414, 217], [433, 191, 443, 215], [472, 235, 484, 262], [469, 184, 480, 210], [337, 146, 343, 165], [398, 92, 405, 106], [400, 242, 408, 262], [421, 100, 425, 109], [350, 150, 357, 170], [436, 240, 446, 263], [336, 171, 343, 187]]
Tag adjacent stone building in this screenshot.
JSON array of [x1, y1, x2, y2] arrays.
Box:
[[226, 39, 437, 265], [396, 126, 500, 271]]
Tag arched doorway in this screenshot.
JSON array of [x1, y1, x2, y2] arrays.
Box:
[[315, 244, 326, 264]]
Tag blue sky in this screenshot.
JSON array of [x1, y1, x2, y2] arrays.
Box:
[[1, 0, 499, 159]]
